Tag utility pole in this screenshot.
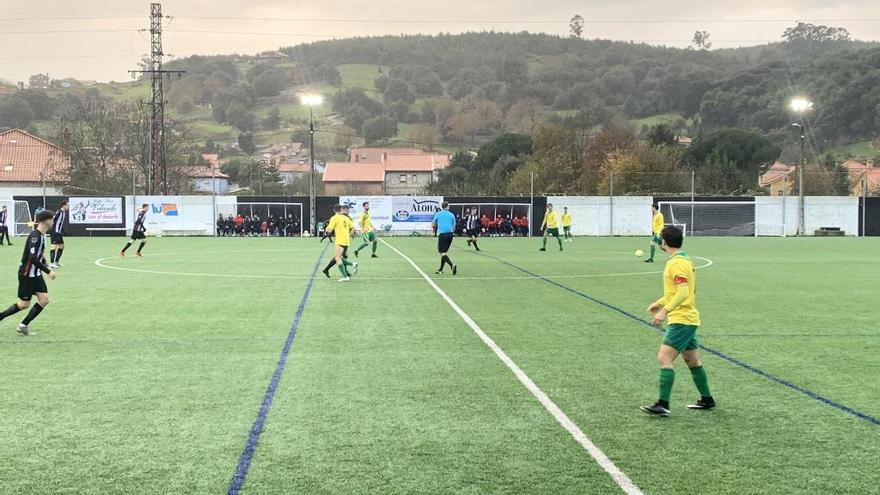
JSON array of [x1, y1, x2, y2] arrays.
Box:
[[128, 3, 184, 196]]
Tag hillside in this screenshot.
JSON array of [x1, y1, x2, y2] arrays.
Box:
[[2, 30, 879, 162]]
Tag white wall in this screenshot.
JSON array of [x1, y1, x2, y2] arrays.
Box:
[[550, 196, 652, 236], [806, 197, 859, 235], [0, 185, 64, 197]]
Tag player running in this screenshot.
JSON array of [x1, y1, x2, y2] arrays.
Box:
[[354, 201, 378, 259], [539, 203, 563, 252], [645, 203, 664, 263], [121, 204, 149, 257], [641, 225, 715, 417], [0, 205, 12, 246], [561, 207, 573, 243], [0, 209, 57, 336], [464, 207, 481, 251], [432, 202, 458, 275], [49, 201, 69, 268], [322, 204, 357, 281]]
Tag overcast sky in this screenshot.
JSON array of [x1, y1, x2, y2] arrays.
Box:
[[2, 0, 879, 84]]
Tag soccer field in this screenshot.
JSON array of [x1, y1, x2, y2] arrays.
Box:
[[0, 236, 878, 494]]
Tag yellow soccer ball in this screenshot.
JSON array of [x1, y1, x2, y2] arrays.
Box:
[[635, 249, 644, 257]]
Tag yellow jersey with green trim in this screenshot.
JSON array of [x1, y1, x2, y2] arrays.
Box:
[[562, 212, 572, 227], [326, 213, 353, 246], [652, 211, 665, 235], [543, 210, 559, 229], [358, 210, 374, 233], [659, 251, 700, 326]]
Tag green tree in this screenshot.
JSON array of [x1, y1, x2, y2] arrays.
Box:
[[226, 101, 254, 131], [382, 78, 415, 104], [253, 69, 287, 97], [361, 116, 398, 144], [0, 98, 35, 128], [569, 15, 585, 38], [263, 106, 281, 130], [644, 123, 677, 147], [238, 132, 256, 154]]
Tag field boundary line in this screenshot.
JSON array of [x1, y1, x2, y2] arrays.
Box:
[[479, 252, 880, 427], [227, 244, 329, 495], [381, 239, 644, 495]]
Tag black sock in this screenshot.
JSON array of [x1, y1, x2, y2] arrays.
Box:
[[473, 241, 479, 250], [56, 249, 63, 262], [439, 257, 448, 271], [21, 303, 43, 325], [442, 255, 453, 269], [658, 399, 670, 409], [0, 303, 22, 320], [137, 242, 146, 253], [324, 259, 336, 272], [50, 250, 56, 263], [121, 241, 132, 253]]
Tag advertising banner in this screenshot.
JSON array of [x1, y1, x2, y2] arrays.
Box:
[[340, 196, 393, 232], [391, 196, 443, 230], [70, 197, 124, 224]]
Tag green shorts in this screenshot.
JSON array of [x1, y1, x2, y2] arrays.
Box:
[[663, 324, 700, 352], [652, 234, 662, 244], [363, 231, 376, 242], [545, 228, 560, 236], [563, 226, 571, 233]]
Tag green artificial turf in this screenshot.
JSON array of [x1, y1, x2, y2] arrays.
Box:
[[0, 236, 877, 494]]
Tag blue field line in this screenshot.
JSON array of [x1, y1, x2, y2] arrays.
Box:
[[478, 252, 880, 427], [227, 244, 329, 495]]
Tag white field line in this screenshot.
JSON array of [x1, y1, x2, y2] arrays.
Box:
[[380, 238, 644, 495]]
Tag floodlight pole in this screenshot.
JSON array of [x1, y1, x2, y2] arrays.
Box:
[[798, 123, 806, 236], [309, 107, 316, 235]]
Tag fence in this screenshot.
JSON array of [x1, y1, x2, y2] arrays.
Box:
[[7, 193, 877, 237]]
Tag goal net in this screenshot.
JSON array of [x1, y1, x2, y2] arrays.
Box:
[[233, 202, 304, 236], [659, 201, 756, 236], [0, 199, 33, 236], [447, 203, 533, 236]]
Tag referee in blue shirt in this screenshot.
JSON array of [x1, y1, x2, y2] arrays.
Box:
[[432, 202, 458, 275]]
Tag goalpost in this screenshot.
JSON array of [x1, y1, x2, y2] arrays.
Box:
[[659, 201, 756, 237], [0, 199, 33, 236], [447, 202, 533, 237], [235, 202, 305, 236]]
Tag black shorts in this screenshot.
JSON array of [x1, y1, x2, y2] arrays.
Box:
[[50, 233, 64, 245], [131, 231, 146, 241], [18, 274, 47, 301], [466, 228, 480, 238], [438, 233, 454, 253]]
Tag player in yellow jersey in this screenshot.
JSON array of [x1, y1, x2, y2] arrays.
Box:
[[321, 204, 358, 282], [561, 207, 573, 243], [641, 225, 715, 416], [539, 203, 563, 252], [354, 201, 378, 259], [645, 203, 664, 263]]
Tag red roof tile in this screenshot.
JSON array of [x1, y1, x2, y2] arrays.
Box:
[[759, 161, 796, 186], [384, 154, 449, 172], [322, 162, 385, 183], [349, 147, 443, 163], [276, 162, 311, 174], [0, 129, 69, 183]]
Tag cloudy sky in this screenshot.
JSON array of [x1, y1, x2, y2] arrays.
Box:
[[2, 0, 879, 84]]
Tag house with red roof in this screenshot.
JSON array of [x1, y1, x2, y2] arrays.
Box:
[[322, 162, 386, 195], [190, 154, 229, 194], [759, 161, 796, 196], [324, 149, 450, 195], [842, 159, 880, 196], [0, 128, 69, 196]]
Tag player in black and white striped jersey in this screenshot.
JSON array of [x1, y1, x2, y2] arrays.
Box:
[[0, 205, 12, 246], [0, 209, 57, 336], [49, 201, 69, 268], [121, 204, 149, 257], [464, 208, 481, 252]]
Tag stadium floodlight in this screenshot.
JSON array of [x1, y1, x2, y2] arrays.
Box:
[[299, 94, 324, 107], [788, 97, 813, 114], [300, 94, 323, 235]]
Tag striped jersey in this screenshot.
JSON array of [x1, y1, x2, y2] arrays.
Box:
[[133, 210, 147, 233], [0, 210, 7, 226], [52, 210, 67, 235], [20, 230, 49, 278], [465, 213, 479, 230]]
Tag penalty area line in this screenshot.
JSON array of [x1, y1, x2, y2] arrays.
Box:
[[379, 238, 643, 495]]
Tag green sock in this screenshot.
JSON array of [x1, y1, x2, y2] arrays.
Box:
[[649, 244, 656, 260], [355, 242, 368, 253], [542, 237, 547, 248], [689, 366, 712, 398], [372, 241, 377, 254], [338, 265, 348, 277], [659, 368, 675, 403], [343, 259, 353, 267]]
